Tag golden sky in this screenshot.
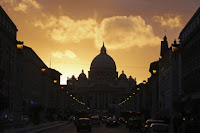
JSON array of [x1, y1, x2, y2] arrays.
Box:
[[1, 0, 199, 84]]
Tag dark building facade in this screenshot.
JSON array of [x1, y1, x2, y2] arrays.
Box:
[[179, 7, 200, 113], [0, 5, 20, 121]]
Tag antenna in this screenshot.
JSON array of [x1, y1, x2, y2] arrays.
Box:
[[50, 58, 51, 68], [164, 29, 167, 36]]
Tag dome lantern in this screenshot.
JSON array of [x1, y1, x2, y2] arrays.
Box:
[[101, 42, 107, 54], [119, 70, 127, 80], [78, 70, 87, 80]]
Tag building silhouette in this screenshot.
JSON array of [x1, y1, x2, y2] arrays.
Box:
[[0, 5, 21, 121], [0, 6, 63, 124], [67, 44, 136, 111], [179, 7, 200, 114]]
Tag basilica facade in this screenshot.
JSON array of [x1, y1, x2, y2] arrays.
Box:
[[67, 44, 136, 111]]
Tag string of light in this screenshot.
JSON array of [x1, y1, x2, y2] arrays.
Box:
[[44, 60, 148, 68]]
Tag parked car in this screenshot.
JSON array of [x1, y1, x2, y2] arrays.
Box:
[[8, 116, 14, 123], [77, 118, 92, 132], [91, 116, 100, 126], [23, 115, 29, 122], [128, 118, 143, 132], [144, 119, 165, 133], [126, 118, 133, 128], [68, 116, 74, 122], [148, 123, 169, 133], [119, 117, 125, 124], [106, 117, 118, 127]]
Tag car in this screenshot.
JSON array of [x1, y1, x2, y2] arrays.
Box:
[[102, 116, 107, 123], [126, 118, 133, 128], [148, 123, 169, 133], [91, 116, 100, 126], [23, 115, 29, 122], [128, 118, 142, 132], [144, 119, 165, 133], [68, 115, 74, 122], [8, 116, 14, 123], [119, 117, 125, 124], [106, 117, 118, 127], [77, 118, 92, 132]]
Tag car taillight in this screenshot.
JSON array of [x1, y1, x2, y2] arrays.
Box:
[[89, 122, 91, 125], [73, 117, 75, 120], [125, 121, 127, 123], [113, 121, 116, 123]]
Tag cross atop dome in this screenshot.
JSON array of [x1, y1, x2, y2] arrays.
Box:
[[164, 36, 167, 41], [101, 42, 107, 54]]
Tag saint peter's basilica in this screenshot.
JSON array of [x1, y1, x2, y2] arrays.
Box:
[[67, 43, 136, 111]]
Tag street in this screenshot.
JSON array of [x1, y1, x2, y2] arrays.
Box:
[[40, 122, 136, 133]]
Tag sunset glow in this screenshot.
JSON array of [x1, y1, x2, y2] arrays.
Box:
[[1, 0, 199, 84]]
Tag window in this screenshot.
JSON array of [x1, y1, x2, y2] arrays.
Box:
[[0, 39, 2, 66]]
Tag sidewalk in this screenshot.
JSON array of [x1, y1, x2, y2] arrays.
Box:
[[2, 121, 69, 133]]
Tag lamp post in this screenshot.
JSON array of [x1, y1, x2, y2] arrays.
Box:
[[40, 66, 48, 122], [149, 61, 159, 118], [171, 40, 182, 131], [15, 41, 24, 122]]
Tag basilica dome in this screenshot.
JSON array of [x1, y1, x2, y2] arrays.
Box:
[[119, 71, 127, 80], [90, 44, 116, 71], [78, 70, 87, 80]]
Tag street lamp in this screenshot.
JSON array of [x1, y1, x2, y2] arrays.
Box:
[[53, 80, 57, 84], [153, 70, 157, 74], [137, 88, 140, 91], [133, 92, 136, 95], [41, 68, 46, 72], [172, 40, 179, 52], [143, 80, 147, 85], [129, 96, 132, 98], [17, 41, 24, 50]]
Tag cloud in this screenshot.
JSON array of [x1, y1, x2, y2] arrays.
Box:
[[14, 3, 28, 12], [153, 15, 182, 28], [51, 50, 77, 59], [33, 15, 161, 49], [3, 0, 15, 5], [51, 51, 64, 59], [4, 0, 40, 12], [96, 16, 161, 49], [34, 16, 97, 43], [22, 0, 40, 9], [65, 50, 77, 59]]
